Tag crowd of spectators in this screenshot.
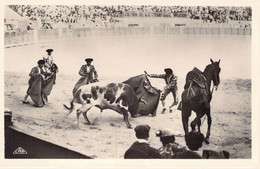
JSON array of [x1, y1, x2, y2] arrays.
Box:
[[8, 5, 252, 29], [187, 6, 251, 23]]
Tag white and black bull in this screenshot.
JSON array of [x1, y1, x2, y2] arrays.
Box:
[[63, 82, 146, 128]]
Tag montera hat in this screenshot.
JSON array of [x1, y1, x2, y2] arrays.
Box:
[[85, 58, 94, 62], [37, 60, 45, 64], [46, 49, 53, 53], [164, 68, 173, 74]]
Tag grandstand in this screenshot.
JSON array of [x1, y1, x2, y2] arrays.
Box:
[[4, 5, 252, 47]]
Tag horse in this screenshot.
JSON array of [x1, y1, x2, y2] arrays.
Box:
[[181, 58, 221, 144]]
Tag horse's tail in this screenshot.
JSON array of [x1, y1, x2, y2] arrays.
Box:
[[63, 89, 81, 116]]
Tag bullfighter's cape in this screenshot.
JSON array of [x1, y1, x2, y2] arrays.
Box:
[[124, 141, 161, 159], [123, 74, 160, 116], [27, 74, 56, 106]]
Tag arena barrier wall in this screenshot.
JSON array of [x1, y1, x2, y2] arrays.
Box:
[[5, 125, 92, 158], [5, 30, 34, 47], [4, 26, 251, 48]]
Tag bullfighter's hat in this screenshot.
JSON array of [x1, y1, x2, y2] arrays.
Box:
[[37, 60, 45, 64], [46, 49, 53, 53], [164, 68, 173, 74], [85, 58, 94, 62]]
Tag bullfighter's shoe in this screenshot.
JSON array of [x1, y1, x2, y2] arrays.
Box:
[[161, 108, 166, 114], [22, 100, 29, 104], [169, 106, 173, 113], [34, 104, 43, 108]]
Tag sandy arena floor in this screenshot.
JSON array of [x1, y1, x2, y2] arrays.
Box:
[[4, 35, 251, 158]]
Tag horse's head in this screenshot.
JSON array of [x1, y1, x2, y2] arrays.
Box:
[[210, 58, 221, 88], [50, 63, 58, 73]]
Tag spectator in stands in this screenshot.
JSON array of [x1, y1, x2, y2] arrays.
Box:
[[7, 5, 252, 30], [124, 125, 161, 159], [27, 23, 33, 30]]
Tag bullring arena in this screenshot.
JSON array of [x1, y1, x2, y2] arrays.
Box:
[[4, 5, 251, 159]]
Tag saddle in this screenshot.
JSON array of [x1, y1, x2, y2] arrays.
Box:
[[184, 67, 207, 90]]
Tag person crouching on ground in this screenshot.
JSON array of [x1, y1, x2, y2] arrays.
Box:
[[156, 129, 187, 158], [22, 60, 52, 107], [145, 68, 178, 113], [124, 125, 161, 159]]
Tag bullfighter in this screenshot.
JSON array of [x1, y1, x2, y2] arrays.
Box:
[[43, 49, 54, 73], [145, 68, 178, 113], [22, 60, 53, 107], [73, 58, 98, 95]]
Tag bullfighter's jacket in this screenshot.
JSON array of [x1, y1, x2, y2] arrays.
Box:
[[149, 73, 177, 89], [79, 64, 98, 80]]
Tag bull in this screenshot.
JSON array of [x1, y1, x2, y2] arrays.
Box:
[[63, 82, 146, 128]]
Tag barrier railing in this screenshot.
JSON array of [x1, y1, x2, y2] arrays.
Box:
[[38, 29, 59, 42], [4, 25, 251, 48], [5, 30, 34, 47]]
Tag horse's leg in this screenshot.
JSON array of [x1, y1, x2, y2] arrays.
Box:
[[205, 107, 212, 144], [181, 105, 191, 134], [197, 117, 201, 133], [190, 112, 204, 132]]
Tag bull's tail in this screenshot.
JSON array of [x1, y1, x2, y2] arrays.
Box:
[[63, 101, 74, 110], [63, 89, 81, 116]]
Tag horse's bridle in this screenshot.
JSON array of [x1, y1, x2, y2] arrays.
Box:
[[211, 63, 219, 92]]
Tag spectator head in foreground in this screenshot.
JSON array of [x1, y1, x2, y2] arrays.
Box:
[[185, 131, 204, 151], [124, 124, 161, 159], [135, 124, 150, 140]]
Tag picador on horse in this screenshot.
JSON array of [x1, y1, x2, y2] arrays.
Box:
[[179, 58, 221, 144]]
